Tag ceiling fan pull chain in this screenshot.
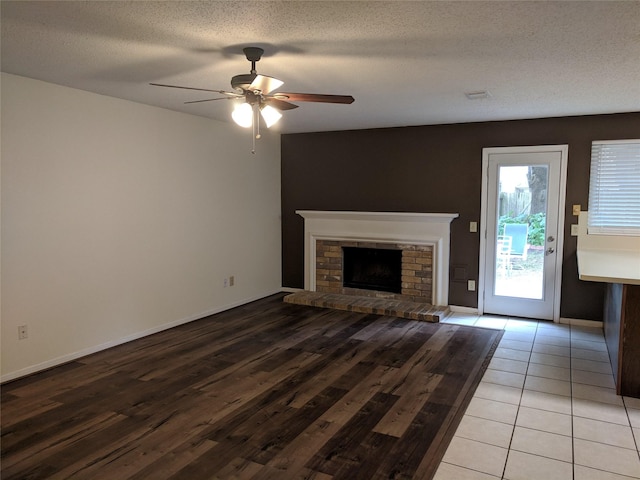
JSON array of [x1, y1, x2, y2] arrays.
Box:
[[253, 104, 260, 140], [251, 114, 256, 154], [251, 103, 259, 154]]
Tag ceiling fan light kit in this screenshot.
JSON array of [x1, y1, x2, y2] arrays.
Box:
[[260, 104, 282, 128], [150, 46, 354, 152], [231, 102, 253, 128]]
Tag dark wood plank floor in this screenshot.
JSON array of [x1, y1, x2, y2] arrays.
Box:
[[1, 293, 502, 480]]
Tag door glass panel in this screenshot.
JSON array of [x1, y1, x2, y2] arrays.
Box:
[[493, 165, 548, 300]]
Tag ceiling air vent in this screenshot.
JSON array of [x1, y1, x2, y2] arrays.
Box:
[[465, 90, 492, 100]]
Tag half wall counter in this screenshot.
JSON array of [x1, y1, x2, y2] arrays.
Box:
[[576, 212, 640, 398]]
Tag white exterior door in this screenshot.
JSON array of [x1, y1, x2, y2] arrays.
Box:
[[480, 145, 567, 320]]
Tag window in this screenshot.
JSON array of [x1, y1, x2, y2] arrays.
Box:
[[588, 139, 640, 236]]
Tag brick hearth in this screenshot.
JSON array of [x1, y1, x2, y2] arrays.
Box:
[[283, 291, 450, 323]]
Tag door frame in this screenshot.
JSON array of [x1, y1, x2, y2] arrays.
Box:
[[478, 145, 568, 322]]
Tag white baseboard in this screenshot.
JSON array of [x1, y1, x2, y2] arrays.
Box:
[[1, 289, 282, 383], [559, 317, 603, 328], [7, 290, 597, 383], [281, 286, 304, 293], [448, 307, 602, 329], [449, 305, 480, 314]]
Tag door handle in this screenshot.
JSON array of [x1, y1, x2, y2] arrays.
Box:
[[546, 247, 555, 255]]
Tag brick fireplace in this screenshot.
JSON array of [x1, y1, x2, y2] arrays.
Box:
[[316, 239, 433, 303], [296, 211, 458, 306]]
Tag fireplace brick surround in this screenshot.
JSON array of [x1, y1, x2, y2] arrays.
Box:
[[287, 211, 458, 321], [315, 239, 433, 303]]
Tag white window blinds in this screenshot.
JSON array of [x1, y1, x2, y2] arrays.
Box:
[[588, 139, 640, 235]]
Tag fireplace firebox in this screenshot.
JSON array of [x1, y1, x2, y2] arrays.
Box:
[[342, 247, 402, 294]]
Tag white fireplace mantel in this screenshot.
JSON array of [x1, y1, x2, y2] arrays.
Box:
[[296, 210, 459, 306]]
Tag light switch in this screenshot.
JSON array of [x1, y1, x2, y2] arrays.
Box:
[[572, 204, 581, 216], [470, 221, 478, 233]]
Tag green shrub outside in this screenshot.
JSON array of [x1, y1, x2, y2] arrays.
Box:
[[498, 212, 546, 247]]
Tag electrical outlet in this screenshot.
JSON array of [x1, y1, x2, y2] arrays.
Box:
[[229, 275, 235, 287], [571, 224, 579, 236], [18, 325, 28, 340], [467, 280, 476, 291], [572, 204, 581, 216], [469, 221, 478, 233]]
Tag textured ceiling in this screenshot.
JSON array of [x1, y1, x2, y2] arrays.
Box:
[[2, 1, 639, 134]]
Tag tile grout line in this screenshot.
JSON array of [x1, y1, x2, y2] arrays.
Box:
[[499, 317, 537, 480], [460, 313, 508, 480], [442, 316, 640, 479], [570, 323, 576, 480], [622, 396, 640, 463], [569, 326, 640, 477]]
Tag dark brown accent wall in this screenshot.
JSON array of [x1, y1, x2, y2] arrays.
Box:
[[281, 112, 640, 320]]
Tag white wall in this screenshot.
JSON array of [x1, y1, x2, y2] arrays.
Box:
[[1, 73, 282, 381]]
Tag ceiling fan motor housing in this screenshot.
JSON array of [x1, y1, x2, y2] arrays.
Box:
[[243, 47, 264, 63]]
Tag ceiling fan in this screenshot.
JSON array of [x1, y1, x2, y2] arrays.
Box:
[[150, 47, 354, 152]]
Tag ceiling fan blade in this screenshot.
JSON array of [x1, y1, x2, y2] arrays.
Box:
[[273, 92, 355, 104], [150, 82, 238, 96], [264, 98, 299, 111], [248, 75, 284, 95], [184, 97, 236, 104]]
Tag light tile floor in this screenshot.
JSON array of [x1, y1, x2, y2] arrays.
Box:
[[434, 313, 640, 480]]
